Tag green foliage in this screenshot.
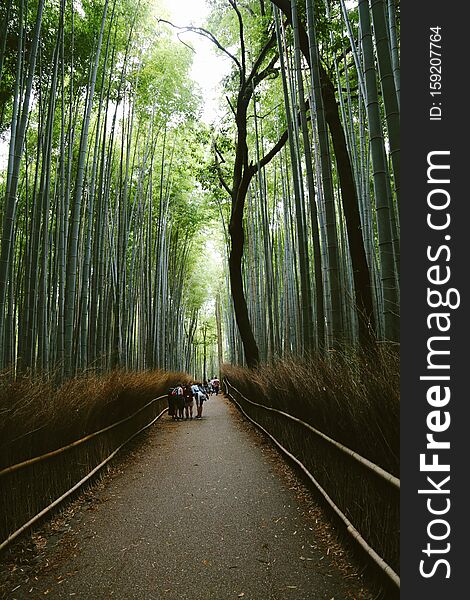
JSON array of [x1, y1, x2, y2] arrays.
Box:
[[0, 0, 399, 371]]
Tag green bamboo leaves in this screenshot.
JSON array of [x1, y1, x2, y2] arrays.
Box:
[[0, 0, 208, 376]]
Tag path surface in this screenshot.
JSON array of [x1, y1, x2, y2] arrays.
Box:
[[2, 395, 371, 599]]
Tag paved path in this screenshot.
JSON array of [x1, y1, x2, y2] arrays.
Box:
[[2, 395, 370, 599]]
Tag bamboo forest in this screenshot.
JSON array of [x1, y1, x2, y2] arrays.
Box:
[[0, 0, 400, 596]]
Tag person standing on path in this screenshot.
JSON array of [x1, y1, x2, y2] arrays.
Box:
[[167, 387, 176, 420], [191, 382, 200, 399], [184, 383, 194, 420], [194, 384, 206, 419], [175, 384, 185, 420]]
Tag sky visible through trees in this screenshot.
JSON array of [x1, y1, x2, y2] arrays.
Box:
[[0, 0, 399, 379]]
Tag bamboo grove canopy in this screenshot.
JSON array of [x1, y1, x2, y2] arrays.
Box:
[[0, 0, 399, 375]]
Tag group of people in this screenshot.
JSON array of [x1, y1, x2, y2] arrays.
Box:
[[167, 377, 220, 421]]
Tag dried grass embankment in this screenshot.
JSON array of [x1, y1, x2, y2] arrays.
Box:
[[0, 369, 190, 545], [222, 346, 399, 575]]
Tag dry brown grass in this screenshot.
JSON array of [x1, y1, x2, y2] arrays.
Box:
[[0, 369, 190, 469], [222, 345, 400, 574], [222, 345, 399, 474], [0, 369, 190, 544]]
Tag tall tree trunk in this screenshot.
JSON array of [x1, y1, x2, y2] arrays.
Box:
[[0, 0, 12, 90], [369, 0, 400, 205], [64, 0, 109, 375], [359, 0, 399, 341], [291, 0, 324, 349], [273, 0, 377, 344], [215, 291, 224, 374], [229, 123, 260, 368], [0, 0, 44, 367]]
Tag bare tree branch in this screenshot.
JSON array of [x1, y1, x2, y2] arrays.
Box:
[[213, 141, 233, 196], [252, 53, 279, 88], [236, 0, 256, 17], [247, 102, 283, 121], [157, 19, 242, 74], [176, 33, 196, 53], [228, 0, 246, 78], [250, 128, 288, 174], [249, 94, 310, 176], [245, 28, 277, 89], [226, 95, 237, 118]]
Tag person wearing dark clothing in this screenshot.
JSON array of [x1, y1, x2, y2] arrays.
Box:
[[184, 384, 194, 420], [174, 385, 185, 420], [167, 387, 176, 419], [194, 384, 206, 419]]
